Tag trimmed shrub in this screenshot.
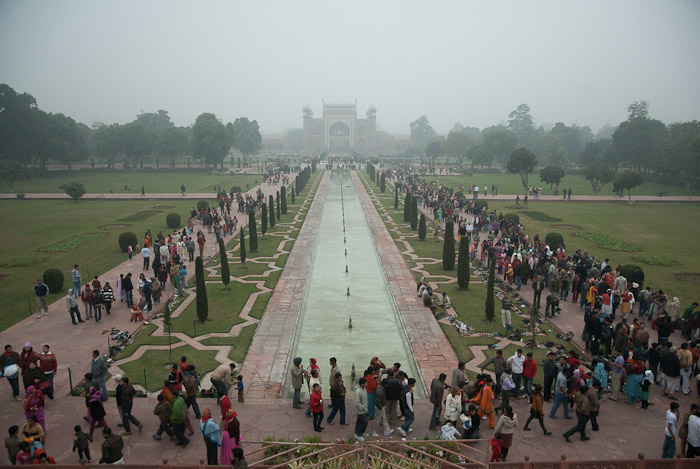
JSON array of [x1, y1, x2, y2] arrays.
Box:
[[504, 213, 520, 225], [276, 192, 281, 220], [473, 200, 488, 213], [380, 173, 386, 193], [403, 193, 411, 222], [394, 184, 399, 209], [290, 185, 295, 204], [418, 214, 426, 241], [485, 256, 495, 321], [248, 211, 258, 252], [197, 200, 210, 210], [166, 213, 181, 229], [281, 186, 288, 214], [545, 232, 564, 249], [619, 264, 643, 283], [42, 268, 64, 293], [118, 232, 138, 253], [218, 238, 230, 289], [457, 236, 470, 289], [269, 195, 275, 228], [261, 202, 268, 238], [195, 256, 208, 322], [442, 221, 455, 270], [239, 228, 246, 265], [230, 186, 242, 194], [410, 196, 418, 230]]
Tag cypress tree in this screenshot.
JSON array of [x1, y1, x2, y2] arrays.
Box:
[[394, 183, 399, 209], [162, 302, 172, 362], [380, 173, 386, 193], [403, 193, 411, 222], [281, 186, 288, 214], [248, 210, 258, 252], [485, 255, 496, 322], [410, 196, 418, 230], [442, 220, 455, 270], [457, 235, 470, 290], [269, 195, 275, 228], [261, 202, 267, 239], [418, 214, 426, 241], [291, 185, 295, 204], [239, 228, 246, 265], [195, 256, 208, 323], [276, 192, 281, 220], [218, 237, 231, 289], [295, 176, 299, 195]]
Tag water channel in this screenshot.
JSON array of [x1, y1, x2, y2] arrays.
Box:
[[283, 170, 423, 397]]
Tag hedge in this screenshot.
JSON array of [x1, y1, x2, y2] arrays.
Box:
[[166, 213, 181, 229], [43, 268, 64, 293], [118, 232, 138, 253], [545, 232, 564, 249]]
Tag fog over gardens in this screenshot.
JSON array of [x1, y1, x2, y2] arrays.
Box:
[[1, 0, 699, 134]]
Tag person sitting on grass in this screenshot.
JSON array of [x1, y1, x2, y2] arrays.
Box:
[[437, 292, 452, 309], [129, 304, 149, 324]]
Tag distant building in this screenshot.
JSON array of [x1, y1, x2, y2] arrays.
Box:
[[303, 102, 377, 152]]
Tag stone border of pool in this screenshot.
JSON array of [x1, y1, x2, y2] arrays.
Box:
[[351, 171, 457, 390], [244, 171, 330, 398]]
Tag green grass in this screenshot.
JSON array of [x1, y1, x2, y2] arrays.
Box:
[[4, 170, 260, 194], [249, 292, 271, 320], [428, 173, 700, 197], [116, 323, 174, 360], [171, 282, 258, 336], [0, 199, 195, 330], [119, 347, 219, 392], [200, 324, 258, 363]]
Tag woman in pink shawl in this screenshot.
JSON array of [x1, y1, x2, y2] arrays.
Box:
[[23, 386, 46, 432], [220, 409, 241, 465], [117, 274, 127, 302]]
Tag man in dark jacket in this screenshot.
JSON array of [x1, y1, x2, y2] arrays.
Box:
[[0, 344, 21, 400], [99, 428, 124, 464], [385, 371, 402, 423], [563, 385, 591, 442], [661, 346, 682, 400], [542, 352, 558, 401], [153, 394, 174, 440], [429, 373, 447, 431], [119, 377, 143, 435]]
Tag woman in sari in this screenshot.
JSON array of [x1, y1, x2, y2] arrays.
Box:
[[476, 376, 495, 429], [23, 386, 45, 432], [86, 387, 110, 438], [220, 409, 241, 465]]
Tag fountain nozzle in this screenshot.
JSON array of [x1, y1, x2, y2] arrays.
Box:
[[346, 287, 350, 296]]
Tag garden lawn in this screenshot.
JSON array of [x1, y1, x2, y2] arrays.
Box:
[[171, 282, 258, 336], [429, 173, 700, 197], [117, 323, 174, 360], [200, 323, 258, 363], [0, 199, 195, 331], [119, 347, 219, 392], [4, 170, 260, 194]]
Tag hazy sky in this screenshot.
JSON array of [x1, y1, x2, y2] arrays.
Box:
[[1, 0, 699, 135]]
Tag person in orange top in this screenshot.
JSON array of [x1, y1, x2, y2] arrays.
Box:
[[477, 376, 495, 428], [363, 366, 378, 419]]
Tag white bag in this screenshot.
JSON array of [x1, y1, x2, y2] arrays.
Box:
[[2, 364, 19, 379]]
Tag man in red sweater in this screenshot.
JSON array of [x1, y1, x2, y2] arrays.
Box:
[[39, 345, 57, 397], [522, 352, 537, 399]]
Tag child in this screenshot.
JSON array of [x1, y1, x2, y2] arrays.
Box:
[[15, 441, 31, 465], [639, 370, 653, 409], [179, 264, 188, 288], [236, 375, 244, 403], [72, 425, 92, 463], [522, 384, 551, 435], [490, 433, 502, 462], [5, 425, 20, 466], [130, 304, 148, 324]]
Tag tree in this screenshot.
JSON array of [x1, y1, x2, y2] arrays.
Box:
[[403, 193, 411, 222], [410, 195, 418, 230], [261, 202, 268, 239], [425, 141, 441, 168], [290, 185, 295, 204], [445, 130, 474, 166], [93, 123, 123, 168], [627, 100, 649, 120], [613, 172, 644, 204], [281, 186, 288, 214], [578, 138, 614, 167], [409, 115, 435, 144], [394, 183, 399, 209], [442, 221, 455, 270], [508, 104, 535, 135], [157, 126, 190, 169], [231, 117, 262, 165], [539, 165, 565, 191], [248, 210, 258, 253], [120, 121, 156, 169], [506, 147, 537, 191], [380, 173, 386, 193], [192, 113, 230, 169], [583, 163, 616, 194], [457, 235, 470, 290], [195, 256, 208, 323], [268, 195, 275, 228], [0, 160, 30, 192], [239, 228, 246, 265], [613, 115, 667, 170], [218, 238, 231, 289], [161, 302, 173, 362], [276, 192, 281, 220], [418, 214, 426, 241], [467, 145, 493, 168], [482, 129, 517, 168], [134, 109, 174, 134], [60, 182, 86, 201], [485, 255, 495, 322]]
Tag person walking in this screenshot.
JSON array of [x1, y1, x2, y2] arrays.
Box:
[[542, 352, 557, 401], [98, 428, 124, 465], [563, 385, 591, 442], [86, 387, 110, 438], [290, 357, 303, 409], [119, 377, 143, 435], [0, 344, 22, 401], [66, 289, 84, 324], [182, 365, 201, 419], [71, 264, 82, 296], [170, 391, 190, 447], [523, 384, 551, 435], [33, 279, 49, 318], [506, 350, 525, 397], [220, 409, 241, 465], [662, 401, 679, 458], [141, 246, 151, 271], [397, 378, 416, 436], [310, 383, 325, 432], [200, 409, 221, 465], [122, 273, 134, 307], [429, 373, 447, 431], [610, 350, 625, 401], [38, 345, 57, 396], [90, 350, 109, 400], [369, 379, 393, 437], [522, 352, 537, 398], [102, 283, 114, 315], [549, 368, 570, 419], [326, 372, 347, 425], [494, 405, 518, 461], [152, 394, 174, 441], [354, 378, 369, 441]]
